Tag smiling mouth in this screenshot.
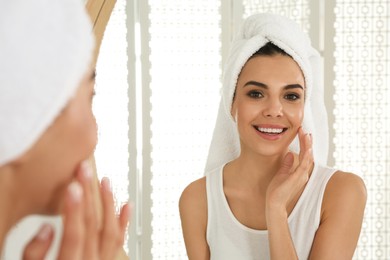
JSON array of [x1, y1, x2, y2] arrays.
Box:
[[254, 126, 288, 135]]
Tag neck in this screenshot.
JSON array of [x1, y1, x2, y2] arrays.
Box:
[[225, 149, 291, 191]]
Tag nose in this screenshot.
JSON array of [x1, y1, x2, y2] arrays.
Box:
[[262, 98, 283, 118]]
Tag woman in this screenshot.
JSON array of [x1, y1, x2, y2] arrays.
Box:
[[0, 0, 130, 259], [180, 13, 366, 259]]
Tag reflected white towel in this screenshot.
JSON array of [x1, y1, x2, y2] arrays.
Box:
[[205, 13, 328, 172], [0, 0, 94, 165]]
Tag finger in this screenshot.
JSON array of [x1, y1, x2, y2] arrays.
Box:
[[23, 224, 54, 260], [293, 146, 313, 183], [77, 162, 99, 259], [117, 202, 132, 244], [100, 177, 121, 259], [57, 182, 84, 260], [303, 133, 313, 164], [298, 128, 312, 162], [298, 127, 306, 161], [277, 152, 294, 175]]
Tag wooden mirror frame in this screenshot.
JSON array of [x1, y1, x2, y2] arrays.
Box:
[[85, 1, 128, 259], [86, 0, 117, 67]]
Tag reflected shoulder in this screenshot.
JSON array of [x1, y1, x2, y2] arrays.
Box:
[[179, 177, 207, 211], [322, 170, 367, 219]]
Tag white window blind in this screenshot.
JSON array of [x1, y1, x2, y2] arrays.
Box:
[[333, 1, 390, 259], [148, 1, 221, 258]]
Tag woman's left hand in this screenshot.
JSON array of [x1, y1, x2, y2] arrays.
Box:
[[265, 127, 313, 215], [22, 163, 131, 260]]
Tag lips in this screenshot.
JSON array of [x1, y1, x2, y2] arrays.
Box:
[[254, 125, 288, 135]]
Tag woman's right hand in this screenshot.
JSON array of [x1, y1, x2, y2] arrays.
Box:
[[265, 127, 313, 214], [22, 163, 131, 260]]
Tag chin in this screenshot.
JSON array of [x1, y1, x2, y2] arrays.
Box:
[[257, 149, 286, 158], [244, 141, 289, 157]]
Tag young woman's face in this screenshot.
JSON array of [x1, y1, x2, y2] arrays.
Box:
[[231, 54, 305, 157], [17, 69, 97, 214]]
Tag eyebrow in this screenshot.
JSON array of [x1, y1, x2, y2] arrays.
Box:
[[243, 80, 304, 90]]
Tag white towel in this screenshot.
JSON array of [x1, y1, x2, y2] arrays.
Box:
[[205, 13, 328, 172], [0, 0, 95, 166]]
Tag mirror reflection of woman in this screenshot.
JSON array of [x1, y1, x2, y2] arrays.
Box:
[[0, 0, 130, 258], [180, 14, 366, 260]]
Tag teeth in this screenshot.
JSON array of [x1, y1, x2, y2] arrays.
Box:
[[258, 127, 284, 134]]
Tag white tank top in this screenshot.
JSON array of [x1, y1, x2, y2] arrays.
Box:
[[206, 163, 337, 260]]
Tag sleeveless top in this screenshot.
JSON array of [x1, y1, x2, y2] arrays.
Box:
[[206, 163, 337, 260]]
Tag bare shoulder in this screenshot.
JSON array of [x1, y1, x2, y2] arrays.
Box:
[[326, 170, 366, 198], [309, 171, 367, 259], [322, 170, 367, 217], [179, 177, 210, 258], [179, 176, 207, 213]]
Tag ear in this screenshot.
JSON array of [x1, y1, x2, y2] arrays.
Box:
[[231, 103, 238, 122], [230, 89, 238, 121]]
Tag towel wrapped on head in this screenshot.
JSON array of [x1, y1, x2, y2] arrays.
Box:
[[205, 13, 328, 172], [0, 0, 95, 166]]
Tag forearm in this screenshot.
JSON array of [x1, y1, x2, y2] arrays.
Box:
[[266, 206, 298, 260]]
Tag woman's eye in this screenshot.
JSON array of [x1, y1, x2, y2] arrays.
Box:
[[285, 93, 300, 101], [247, 91, 263, 98]]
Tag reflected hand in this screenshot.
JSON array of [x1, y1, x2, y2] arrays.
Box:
[[266, 127, 313, 214]]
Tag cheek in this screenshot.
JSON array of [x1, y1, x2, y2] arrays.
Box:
[[284, 104, 304, 126], [80, 108, 97, 153], [234, 100, 258, 121], [68, 105, 97, 158]]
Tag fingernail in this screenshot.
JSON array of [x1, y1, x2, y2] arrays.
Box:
[[68, 182, 83, 203], [101, 177, 112, 192], [81, 161, 92, 180], [37, 224, 53, 241], [121, 202, 134, 221]]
